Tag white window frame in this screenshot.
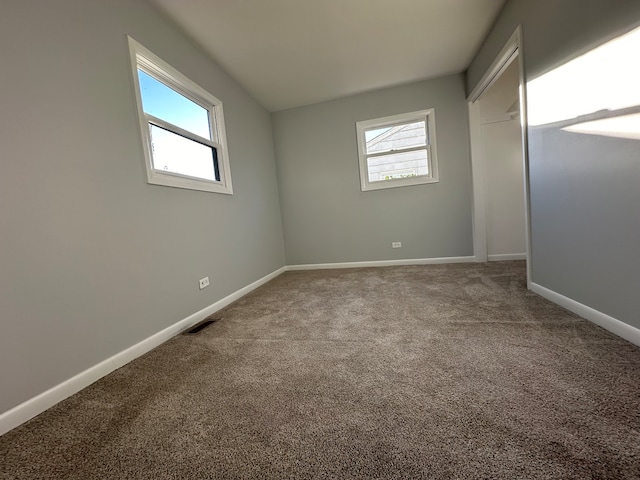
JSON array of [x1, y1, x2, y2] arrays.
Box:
[[356, 109, 439, 192], [127, 36, 233, 194]]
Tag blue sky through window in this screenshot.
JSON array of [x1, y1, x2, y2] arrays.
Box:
[[138, 70, 211, 140]]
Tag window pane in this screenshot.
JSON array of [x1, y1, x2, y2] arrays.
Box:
[[138, 69, 211, 140], [365, 121, 426, 154], [150, 125, 219, 181], [365, 127, 392, 142], [367, 149, 428, 183]]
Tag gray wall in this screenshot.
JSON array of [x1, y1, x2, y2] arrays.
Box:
[[467, 0, 640, 328], [0, 0, 285, 414], [272, 75, 473, 265]]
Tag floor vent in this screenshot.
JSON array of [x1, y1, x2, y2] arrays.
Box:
[[184, 318, 219, 334]]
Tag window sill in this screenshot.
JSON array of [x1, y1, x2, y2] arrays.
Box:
[[147, 170, 233, 194], [361, 175, 439, 192]]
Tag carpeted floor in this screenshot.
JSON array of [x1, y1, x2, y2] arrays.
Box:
[[1, 261, 640, 479]]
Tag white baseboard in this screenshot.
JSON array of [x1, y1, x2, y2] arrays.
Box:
[[0, 266, 286, 437], [488, 253, 526, 261], [286, 256, 476, 271], [530, 282, 640, 347], [21, 264, 631, 438]]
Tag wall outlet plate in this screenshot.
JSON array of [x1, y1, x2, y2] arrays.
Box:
[[199, 277, 210, 289], [392, 242, 402, 248]]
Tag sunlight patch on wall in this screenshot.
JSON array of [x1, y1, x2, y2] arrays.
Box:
[[527, 25, 640, 129], [562, 112, 640, 140]]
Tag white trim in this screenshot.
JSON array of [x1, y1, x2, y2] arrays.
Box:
[[286, 256, 476, 271], [145, 113, 221, 150], [127, 36, 233, 195], [530, 283, 640, 347], [355, 109, 439, 192], [466, 26, 532, 287], [468, 101, 488, 263], [0, 266, 286, 436], [487, 253, 526, 261], [467, 29, 520, 103], [517, 28, 533, 288]]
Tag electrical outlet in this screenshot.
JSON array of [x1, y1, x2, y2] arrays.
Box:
[[392, 242, 402, 249], [199, 277, 210, 290]]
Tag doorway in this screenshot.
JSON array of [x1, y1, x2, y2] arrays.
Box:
[[467, 27, 531, 286]]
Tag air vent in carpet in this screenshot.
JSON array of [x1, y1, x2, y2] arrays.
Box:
[[184, 318, 219, 334]]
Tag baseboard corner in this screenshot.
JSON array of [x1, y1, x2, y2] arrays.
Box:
[[530, 282, 640, 347]]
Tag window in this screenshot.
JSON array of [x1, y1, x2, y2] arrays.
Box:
[[356, 109, 438, 191], [128, 37, 233, 194]]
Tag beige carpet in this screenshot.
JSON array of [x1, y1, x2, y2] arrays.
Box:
[[2, 261, 640, 479]]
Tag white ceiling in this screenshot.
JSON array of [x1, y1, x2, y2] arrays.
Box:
[[150, 0, 507, 112]]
